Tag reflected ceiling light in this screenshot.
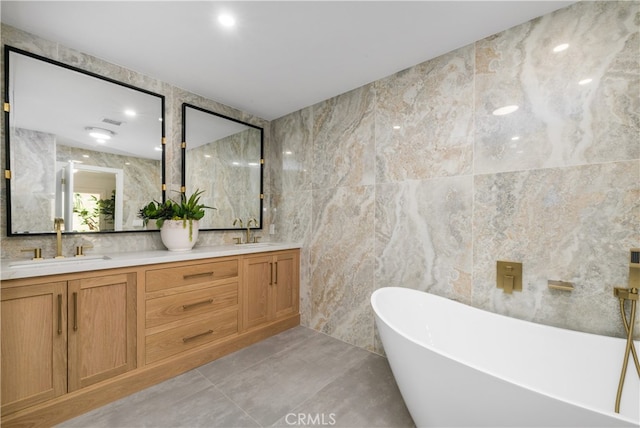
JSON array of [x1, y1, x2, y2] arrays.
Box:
[[218, 13, 236, 28], [393, 125, 401, 130], [553, 43, 569, 53], [248, 162, 259, 166], [154, 146, 162, 152], [284, 150, 293, 155], [578, 78, 593, 85], [492, 105, 519, 116], [204, 154, 212, 158], [232, 161, 240, 165], [124, 109, 137, 117], [511, 136, 520, 141], [82, 154, 90, 158], [85, 127, 115, 140]]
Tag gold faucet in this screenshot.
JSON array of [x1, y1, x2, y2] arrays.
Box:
[[246, 218, 257, 244], [54, 217, 65, 258]]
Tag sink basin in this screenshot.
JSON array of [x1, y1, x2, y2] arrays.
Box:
[[9, 255, 111, 269], [235, 242, 277, 248]]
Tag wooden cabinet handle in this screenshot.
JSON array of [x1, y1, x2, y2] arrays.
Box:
[[183, 272, 213, 280], [57, 294, 63, 335], [73, 292, 78, 331], [182, 299, 214, 311], [182, 330, 213, 343]]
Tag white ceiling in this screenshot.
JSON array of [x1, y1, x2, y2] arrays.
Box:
[[1, 1, 575, 121]]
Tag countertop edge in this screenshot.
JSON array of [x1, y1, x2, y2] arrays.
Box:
[[0, 243, 302, 281]]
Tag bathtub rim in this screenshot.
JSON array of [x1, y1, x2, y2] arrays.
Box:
[[370, 286, 639, 426]]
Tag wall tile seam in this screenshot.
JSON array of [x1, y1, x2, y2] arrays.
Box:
[[473, 158, 640, 179]]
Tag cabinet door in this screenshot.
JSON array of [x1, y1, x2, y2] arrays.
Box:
[[243, 255, 272, 330], [273, 251, 299, 320], [67, 273, 136, 391], [1, 282, 67, 415]]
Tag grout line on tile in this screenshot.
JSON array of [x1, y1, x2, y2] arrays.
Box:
[[211, 382, 265, 428]]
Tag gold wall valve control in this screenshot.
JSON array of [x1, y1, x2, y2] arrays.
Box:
[[497, 261, 523, 294]]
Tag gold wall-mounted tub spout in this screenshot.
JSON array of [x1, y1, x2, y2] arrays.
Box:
[[548, 280, 574, 291]]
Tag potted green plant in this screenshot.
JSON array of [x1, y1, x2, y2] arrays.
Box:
[[155, 189, 215, 251], [137, 200, 164, 229]]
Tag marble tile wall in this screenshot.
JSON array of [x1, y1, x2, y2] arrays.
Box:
[[0, 24, 269, 257], [270, 0, 640, 351], [10, 128, 56, 233], [185, 129, 262, 229]]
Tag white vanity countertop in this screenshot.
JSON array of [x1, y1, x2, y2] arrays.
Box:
[[0, 242, 302, 281]]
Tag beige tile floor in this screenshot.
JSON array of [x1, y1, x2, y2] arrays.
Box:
[[59, 326, 415, 428]]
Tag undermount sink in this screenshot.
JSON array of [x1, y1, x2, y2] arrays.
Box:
[[9, 255, 111, 269], [235, 242, 277, 248]]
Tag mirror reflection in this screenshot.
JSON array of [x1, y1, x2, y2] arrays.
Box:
[[182, 104, 263, 230], [5, 46, 165, 235]]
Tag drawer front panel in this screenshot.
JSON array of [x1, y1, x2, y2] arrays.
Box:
[[145, 311, 238, 364], [146, 260, 238, 293], [146, 283, 238, 329]]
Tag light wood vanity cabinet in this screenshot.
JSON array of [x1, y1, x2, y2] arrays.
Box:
[[1, 248, 300, 427], [1, 281, 67, 415], [1, 272, 136, 416], [243, 250, 299, 330]]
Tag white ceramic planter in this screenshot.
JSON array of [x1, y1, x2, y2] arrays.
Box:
[[160, 219, 199, 251]]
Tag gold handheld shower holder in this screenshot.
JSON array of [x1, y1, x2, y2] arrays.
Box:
[[613, 286, 640, 414]]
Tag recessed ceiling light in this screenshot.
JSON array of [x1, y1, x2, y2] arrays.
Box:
[[218, 13, 236, 28], [578, 78, 593, 85], [492, 105, 519, 116], [85, 126, 115, 140], [553, 43, 569, 53]]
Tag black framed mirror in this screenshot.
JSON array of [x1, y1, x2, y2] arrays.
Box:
[[4, 46, 166, 235], [181, 103, 263, 230]]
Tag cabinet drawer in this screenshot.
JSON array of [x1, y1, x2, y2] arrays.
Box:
[[146, 282, 238, 329], [146, 259, 238, 293], [145, 311, 238, 364]]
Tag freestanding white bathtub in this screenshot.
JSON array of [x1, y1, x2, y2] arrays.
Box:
[[371, 287, 640, 427]]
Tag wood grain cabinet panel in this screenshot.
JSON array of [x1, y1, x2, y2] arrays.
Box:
[[146, 260, 238, 293], [67, 273, 137, 391], [145, 311, 238, 364], [146, 282, 238, 329], [1, 282, 67, 415], [243, 250, 299, 331]]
